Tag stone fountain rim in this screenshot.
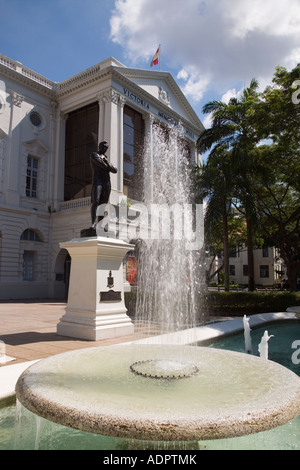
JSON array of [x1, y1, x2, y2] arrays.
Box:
[[1, 311, 297, 403], [15, 344, 300, 442]]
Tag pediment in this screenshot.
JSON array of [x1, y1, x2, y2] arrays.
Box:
[[23, 138, 48, 154], [114, 67, 204, 132]]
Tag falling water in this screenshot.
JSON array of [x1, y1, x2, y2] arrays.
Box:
[[135, 124, 203, 339]]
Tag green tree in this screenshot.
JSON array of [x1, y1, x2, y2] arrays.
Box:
[[250, 145, 300, 291], [204, 208, 248, 284], [195, 148, 235, 291], [249, 64, 300, 291], [197, 79, 261, 291]]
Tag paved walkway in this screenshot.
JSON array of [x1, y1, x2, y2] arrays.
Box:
[[0, 300, 161, 367]]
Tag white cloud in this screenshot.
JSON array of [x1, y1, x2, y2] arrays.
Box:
[[221, 87, 244, 104], [177, 69, 189, 81], [110, 0, 300, 103], [202, 114, 213, 130], [225, 0, 300, 39], [177, 68, 211, 103]]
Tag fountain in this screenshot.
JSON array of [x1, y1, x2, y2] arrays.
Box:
[[15, 125, 300, 445], [259, 331, 274, 360], [243, 315, 252, 354]]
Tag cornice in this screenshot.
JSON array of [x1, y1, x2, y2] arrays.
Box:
[[56, 65, 113, 98], [0, 62, 56, 100], [0, 54, 204, 135]]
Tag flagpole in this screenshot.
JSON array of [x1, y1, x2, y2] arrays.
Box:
[[159, 44, 161, 70]]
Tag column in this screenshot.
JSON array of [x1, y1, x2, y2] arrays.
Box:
[[97, 93, 105, 143], [53, 111, 67, 210], [5, 92, 24, 206], [101, 88, 124, 203], [117, 95, 126, 194], [144, 113, 155, 202]]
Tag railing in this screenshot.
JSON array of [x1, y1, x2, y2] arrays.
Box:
[[20, 67, 54, 89], [0, 54, 56, 90], [60, 197, 91, 211], [0, 56, 16, 70]]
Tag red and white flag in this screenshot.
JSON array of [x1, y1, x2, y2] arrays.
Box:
[[150, 46, 160, 67]]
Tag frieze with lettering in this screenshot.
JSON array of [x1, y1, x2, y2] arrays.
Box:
[[123, 88, 150, 109]]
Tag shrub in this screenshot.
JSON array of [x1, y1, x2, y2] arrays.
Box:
[[125, 290, 300, 322], [124, 291, 138, 319], [200, 291, 300, 317]]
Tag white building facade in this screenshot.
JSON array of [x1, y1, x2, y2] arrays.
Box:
[[208, 246, 285, 288], [0, 55, 204, 300]]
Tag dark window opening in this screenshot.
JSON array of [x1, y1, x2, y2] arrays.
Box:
[[123, 105, 145, 201], [26, 156, 38, 198], [21, 229, 43, 242], [260, 265, 269, 278], [64, 102, 99, 200]]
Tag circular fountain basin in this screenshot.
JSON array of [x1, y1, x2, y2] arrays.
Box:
[[15, 344, 300, 442]]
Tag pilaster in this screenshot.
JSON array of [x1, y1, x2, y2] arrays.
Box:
[[5, 91, 24, 206], [144, 113, 156, 202], [98, 88, 125, 201]]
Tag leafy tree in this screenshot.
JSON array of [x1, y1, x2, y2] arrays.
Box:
[[197, 79, 261, 291], [204, 208, 249, 284], [249, 64, 300, 291], [197, 65, 300, 291], [250, 145, 300, 291], [195, 148, 235, 291]]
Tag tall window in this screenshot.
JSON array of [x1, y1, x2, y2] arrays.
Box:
[[123, 106, 144, 200], [260, 265, 269, 278], [26, 156, 39, 198], [64, 102, 99, 200], [20, 229, 43, 281], [23, 251, 35, 281], [262, 245, 269, 257]]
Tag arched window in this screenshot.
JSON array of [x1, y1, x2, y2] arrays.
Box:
[[20, 229, 43, 242]]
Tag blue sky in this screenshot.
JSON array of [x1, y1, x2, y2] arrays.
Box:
[[1, 0, 300, 126]]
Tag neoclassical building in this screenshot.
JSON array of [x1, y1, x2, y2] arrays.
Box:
[[0, 54, 204, 299]]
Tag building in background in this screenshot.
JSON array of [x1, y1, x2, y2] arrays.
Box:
[[0, 55, 204, 299], [208, 245, 286, 289]]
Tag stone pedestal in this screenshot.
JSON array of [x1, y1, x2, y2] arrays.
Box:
[[57, 237, 134, 341]]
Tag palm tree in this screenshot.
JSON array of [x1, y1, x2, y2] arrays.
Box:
[[197, 79, 261, 291], [197, 148, 235, 291]]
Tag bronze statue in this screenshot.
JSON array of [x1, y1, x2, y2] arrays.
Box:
[[90, 141, 117, 229]]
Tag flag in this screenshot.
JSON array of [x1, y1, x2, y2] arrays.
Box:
[[150, 46, 160, 67]]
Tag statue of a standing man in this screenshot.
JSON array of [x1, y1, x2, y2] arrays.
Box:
[[90, 141, 117, 229]]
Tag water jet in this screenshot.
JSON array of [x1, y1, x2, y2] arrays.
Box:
[[15, 125, 300, 446]]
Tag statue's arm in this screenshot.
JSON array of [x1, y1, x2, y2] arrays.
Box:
[[91, 152, 108, 170], [91, 153, 117, 173], [105, 159, 118, 174]]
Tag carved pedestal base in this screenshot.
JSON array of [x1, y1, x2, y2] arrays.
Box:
[[57, 237, 134, 341]]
